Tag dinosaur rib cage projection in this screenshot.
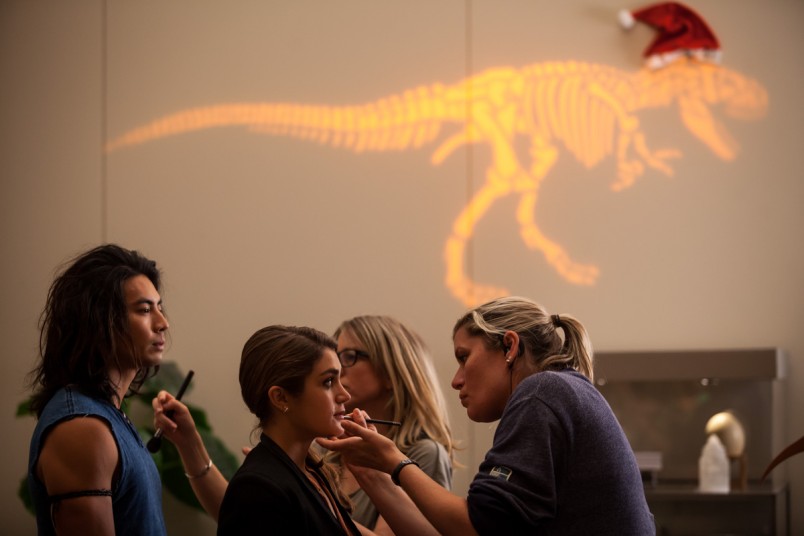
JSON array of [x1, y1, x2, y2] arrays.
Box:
[[107, 59, 767, 306]]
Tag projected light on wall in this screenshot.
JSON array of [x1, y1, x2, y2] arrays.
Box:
[[107, 58, 767, 307]]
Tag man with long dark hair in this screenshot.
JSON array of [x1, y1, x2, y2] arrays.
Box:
[[27, 244, 169, 535]]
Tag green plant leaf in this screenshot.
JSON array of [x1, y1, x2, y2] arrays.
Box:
[[158, 426, 242, 511], [18, 476, 34, 516], [186, 403, 211, 432], [159, 440, 204, 511], [139, 361, 191, 400], [200, 428, 239, 480], [16, 398, 33, 417]]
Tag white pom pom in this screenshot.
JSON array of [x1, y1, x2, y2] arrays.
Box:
[[618, 9, 635, 29]]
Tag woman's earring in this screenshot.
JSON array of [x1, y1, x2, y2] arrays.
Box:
[[283, 406, 289, 414]]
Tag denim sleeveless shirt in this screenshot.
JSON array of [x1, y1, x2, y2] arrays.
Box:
[[28, 387, 166, 536]]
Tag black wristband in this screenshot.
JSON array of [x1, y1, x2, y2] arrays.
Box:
[[391, 458, 419, 486]]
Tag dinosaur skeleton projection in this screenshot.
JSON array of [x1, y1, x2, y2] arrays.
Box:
[[107, 58, 767, 306]]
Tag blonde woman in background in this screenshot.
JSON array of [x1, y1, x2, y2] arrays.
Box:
[[332, 315, 455, 534]]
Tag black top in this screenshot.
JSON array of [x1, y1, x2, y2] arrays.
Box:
[[218, 434, 359, 535]]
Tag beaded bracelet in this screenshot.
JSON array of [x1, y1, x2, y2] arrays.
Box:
[[185, 459, 213, 480]]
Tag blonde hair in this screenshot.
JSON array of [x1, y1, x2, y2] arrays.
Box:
[[453, 296, 594, 381], [335, 316, 455, 460]]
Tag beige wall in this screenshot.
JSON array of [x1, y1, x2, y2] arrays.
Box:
[[2, 1, 802, 534]]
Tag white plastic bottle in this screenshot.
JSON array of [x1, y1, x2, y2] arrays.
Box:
[[699, 433, 730, 493]]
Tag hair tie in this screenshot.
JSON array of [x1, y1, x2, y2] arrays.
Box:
[[551, 314, 562, 328]]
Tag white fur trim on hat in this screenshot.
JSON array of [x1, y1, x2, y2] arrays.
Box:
[[618, 9, 635, 29]]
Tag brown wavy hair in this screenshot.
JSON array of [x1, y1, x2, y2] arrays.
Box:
[[239, 325, 351, 509]]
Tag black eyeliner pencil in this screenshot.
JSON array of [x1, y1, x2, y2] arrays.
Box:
[[343, 415, 402, 427], [147, 370, 195, 453]]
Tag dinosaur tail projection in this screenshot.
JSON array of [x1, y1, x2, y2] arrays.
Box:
[[105, 84, 467, 153]]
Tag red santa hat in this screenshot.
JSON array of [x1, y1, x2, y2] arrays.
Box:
[[619, 2, 722, 69]]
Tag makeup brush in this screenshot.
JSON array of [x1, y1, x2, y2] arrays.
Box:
[[343, 415, 401, 427], [147, 370, 194, 453]]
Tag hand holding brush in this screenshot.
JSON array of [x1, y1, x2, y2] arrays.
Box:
[[147, 370, 194, 453]]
